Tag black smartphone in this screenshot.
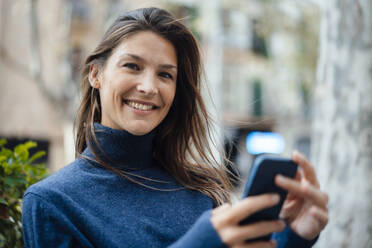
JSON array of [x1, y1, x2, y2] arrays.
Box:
[[239, 155, 298, 241]]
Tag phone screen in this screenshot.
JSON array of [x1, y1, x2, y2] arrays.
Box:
[[240, 155, 297, 241]]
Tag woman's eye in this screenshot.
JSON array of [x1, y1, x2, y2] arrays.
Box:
[[123, 63, 140, 70], [159, 72, 173, 80]]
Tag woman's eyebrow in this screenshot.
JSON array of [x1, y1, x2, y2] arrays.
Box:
[[159, 64, 177, 71], [120, 53, 177, 71], [120, 53, 144, 62]]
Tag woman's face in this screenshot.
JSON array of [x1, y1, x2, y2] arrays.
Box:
[[91, 31, 177, 135]]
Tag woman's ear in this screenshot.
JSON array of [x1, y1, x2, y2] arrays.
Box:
[[88, 64, 101, 89]]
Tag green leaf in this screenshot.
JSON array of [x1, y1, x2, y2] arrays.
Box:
[[0, 148, 13, 159], [4, 177, 27, 188], [0, 233, 6, 247], [22, 141, 37, 150], [2, 162, 10, 174], [0, 197, 7, 206], [14, 146, 29, 162], [28, 151, 46, 164], [0, 139, 6, 147]]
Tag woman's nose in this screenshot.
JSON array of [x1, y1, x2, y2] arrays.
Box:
[[136, 73, 159, 95]]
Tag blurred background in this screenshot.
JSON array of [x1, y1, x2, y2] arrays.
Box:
[[0, 0, 371, 247]]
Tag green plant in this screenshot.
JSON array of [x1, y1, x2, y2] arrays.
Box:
[[0, 139, 48, 248]]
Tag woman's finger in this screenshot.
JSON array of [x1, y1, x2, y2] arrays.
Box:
[[223, 220, 285, 245], [310, 206, 329, 229], [281, 197, 302, 212], [231, 240, 277, 248], [275, 175, 328, 208], [294, 169, 302, 182], [282, 170, 302, 202], [292, 151, 319, 187], [213, 203, 231, 215], [225, 194, 280, 225]]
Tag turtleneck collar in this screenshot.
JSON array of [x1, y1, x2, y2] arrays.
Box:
[[82, 123, 156, 171]]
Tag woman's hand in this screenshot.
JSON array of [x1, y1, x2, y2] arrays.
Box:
[[211, 194, 285, 248], [275, 151, 329, 240]]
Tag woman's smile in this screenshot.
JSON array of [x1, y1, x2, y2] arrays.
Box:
[[123, 99, 159, 113]]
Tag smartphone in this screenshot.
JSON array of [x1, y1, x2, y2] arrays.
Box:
[[239, 155, 298, 241]]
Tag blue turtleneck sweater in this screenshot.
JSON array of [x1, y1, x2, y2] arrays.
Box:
[[22, 123, 316, 248]]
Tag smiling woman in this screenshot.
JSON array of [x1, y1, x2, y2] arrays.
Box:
[[89, 31, 177, 135], [21, 7, 328, 248]]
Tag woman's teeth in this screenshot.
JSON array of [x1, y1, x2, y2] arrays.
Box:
[[126, 101, 154, 111]]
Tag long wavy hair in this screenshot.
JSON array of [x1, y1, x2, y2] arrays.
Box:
[[74, 7, 235, 205]]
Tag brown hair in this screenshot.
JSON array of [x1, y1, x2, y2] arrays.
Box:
[[74, 7, 235, 205]]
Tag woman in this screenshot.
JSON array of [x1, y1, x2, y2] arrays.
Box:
[[22, 7, 328, 248]]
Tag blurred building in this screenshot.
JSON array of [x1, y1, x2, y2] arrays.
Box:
[[0, 0, 320, 177], [0, 0, 108, 171], [202, 0, 320, 178]]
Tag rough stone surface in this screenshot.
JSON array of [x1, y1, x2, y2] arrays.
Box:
[[311, 0, 372, 247]]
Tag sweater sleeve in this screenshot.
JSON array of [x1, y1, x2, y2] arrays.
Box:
[[272, 225, 319, 248], [168, 210, 319, 248], [22, 192, 92, 248], [168, 210, 227, 248]]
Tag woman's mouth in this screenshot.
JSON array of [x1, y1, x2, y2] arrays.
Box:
[[124, 100, 158, 111]]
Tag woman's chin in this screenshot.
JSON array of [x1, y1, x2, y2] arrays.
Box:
[[124, 125, 155, 136]]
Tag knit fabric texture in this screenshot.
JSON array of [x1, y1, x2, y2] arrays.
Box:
[[22, 123, 316, 248]]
